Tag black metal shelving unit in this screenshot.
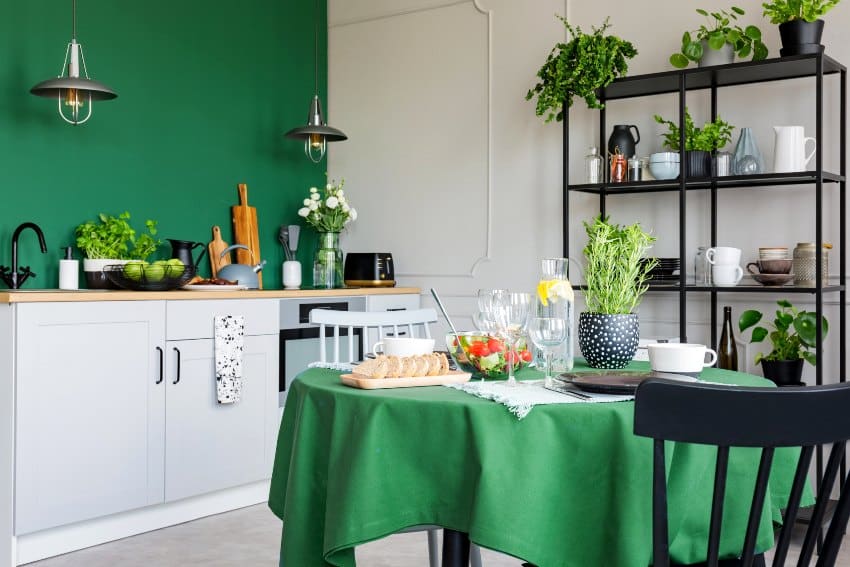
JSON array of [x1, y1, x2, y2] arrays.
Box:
[[563, 52, 847, 513]]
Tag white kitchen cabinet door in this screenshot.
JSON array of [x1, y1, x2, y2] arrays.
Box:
[[164, 334, 278, 502], [15, 301, 166, 534]]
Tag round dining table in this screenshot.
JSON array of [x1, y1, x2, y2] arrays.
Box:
[[268, 362, 807, 567]]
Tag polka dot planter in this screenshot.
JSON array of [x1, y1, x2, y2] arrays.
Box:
[[578, 312, 639, 369]]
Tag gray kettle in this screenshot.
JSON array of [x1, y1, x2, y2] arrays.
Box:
[[217, 244, 267, 289]]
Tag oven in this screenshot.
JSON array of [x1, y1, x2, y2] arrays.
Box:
[[279, 296, 367, 408]]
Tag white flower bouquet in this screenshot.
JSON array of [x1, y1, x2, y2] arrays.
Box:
[[297, 178, 357, 233]]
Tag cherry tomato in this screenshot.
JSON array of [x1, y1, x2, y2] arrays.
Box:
[[505, 350, 520, 365], [520, 349, 533, 362], [468, 341, 490, 357], [487, 338, 505, 353]]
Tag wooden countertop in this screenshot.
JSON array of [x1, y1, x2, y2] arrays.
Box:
[[0, 287, 421, 303]]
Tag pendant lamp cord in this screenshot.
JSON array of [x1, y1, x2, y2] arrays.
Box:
[[313, 0, 319, 96], [72, 0, 77, 41]]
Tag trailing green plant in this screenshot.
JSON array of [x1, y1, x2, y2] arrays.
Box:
[[739, 299, 828, 365], [654, 108, 735, 152], [670, 6, 768, 68], [526, 16, 637, 122], [582, 215, 656, 314], [762, 0, 840, 23], [75, 212, 160, 260]]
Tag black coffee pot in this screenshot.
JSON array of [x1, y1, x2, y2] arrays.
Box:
[[607, 125, 641, 158], [168, 239, 207, 271]]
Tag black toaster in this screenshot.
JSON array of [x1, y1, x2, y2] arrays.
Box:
[[344, 253, 395, 287]]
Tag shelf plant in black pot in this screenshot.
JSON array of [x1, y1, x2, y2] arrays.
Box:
[[654, 109, 734, 178], [762, 0, 840, 56], [739, 298, 828, 385], [670, 6, 768, 68], [578, 216, 656, 369], [526, 16, 637, 122]]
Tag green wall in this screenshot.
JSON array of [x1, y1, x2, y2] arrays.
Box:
[[0, 0, 329, 289]]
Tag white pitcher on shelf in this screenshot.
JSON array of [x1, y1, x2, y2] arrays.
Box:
[[773, 126, 816, 173]]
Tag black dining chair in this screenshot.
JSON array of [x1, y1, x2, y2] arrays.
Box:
[[633, 379, 850, 567]]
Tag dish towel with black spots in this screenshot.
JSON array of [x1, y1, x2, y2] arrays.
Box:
[[215, 315, 245, 404]]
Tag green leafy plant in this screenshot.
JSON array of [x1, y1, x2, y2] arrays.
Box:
[[739, 299, 828, 365], [671, 7, 768, 68], [654, 109, 735, 152], [762, 0, 840, 23], [582, 215, 656, 314], [526, 16, 637, 122], [75, 212, 160, 260]]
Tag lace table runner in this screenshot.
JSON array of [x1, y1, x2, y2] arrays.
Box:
[[446, 379, 633, 419]]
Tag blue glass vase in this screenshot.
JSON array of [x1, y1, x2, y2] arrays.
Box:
[[732, 128, 764, 175]]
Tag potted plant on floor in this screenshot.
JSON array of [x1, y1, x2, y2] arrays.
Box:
[[738, 298, 828, 385], [578, 216, 656, 369], [525, 16, 637, 122], [654, 108, 735, 178], [671, 6, 768, 68], [762, 0, 840, 56], [75, 212, 161, 289]]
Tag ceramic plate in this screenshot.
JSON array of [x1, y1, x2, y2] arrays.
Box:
[[180, 284, 248, 291], [752, 273, 794, 286], [558, 371, 698, 395]]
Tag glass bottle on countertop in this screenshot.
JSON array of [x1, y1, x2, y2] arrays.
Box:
[[585, 146, 604, 184], [717, 306, 738, 371], [534, 258, 574, 372]]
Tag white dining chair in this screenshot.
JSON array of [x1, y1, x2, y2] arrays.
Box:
[[308, 307, 484, 567], [309, 307, 438, 363]]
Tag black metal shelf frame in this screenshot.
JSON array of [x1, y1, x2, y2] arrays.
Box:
[[563, 52, 847, 505]]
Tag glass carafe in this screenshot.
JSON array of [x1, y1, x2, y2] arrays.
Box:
[[534, 258, 575, 373]]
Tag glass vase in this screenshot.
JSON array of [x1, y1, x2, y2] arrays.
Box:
[[313, 232, 344, 289], [534, 258, 575, 373], [732, 127, 764, 175]]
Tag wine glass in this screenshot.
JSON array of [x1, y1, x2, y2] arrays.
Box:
[[529, 317, 567, 388], [492, 291, 531, 387]]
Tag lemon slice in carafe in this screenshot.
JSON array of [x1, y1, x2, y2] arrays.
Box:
[[537, 279, 575, 306]]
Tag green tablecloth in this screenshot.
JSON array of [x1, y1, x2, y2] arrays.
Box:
[[269, 363, 809, 567]]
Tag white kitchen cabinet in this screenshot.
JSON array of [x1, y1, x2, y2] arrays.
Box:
[[15, 301, 166, 534], [164, 334, 278, 502]]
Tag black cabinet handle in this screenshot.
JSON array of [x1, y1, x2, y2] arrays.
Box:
[[173, 347, 181, 384], [155, 346, 164, 384]]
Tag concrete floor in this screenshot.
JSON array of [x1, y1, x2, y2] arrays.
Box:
[[25, 504, 850, 566]]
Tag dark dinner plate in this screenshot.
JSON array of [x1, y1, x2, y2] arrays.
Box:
[[557, 371, 698, 395]]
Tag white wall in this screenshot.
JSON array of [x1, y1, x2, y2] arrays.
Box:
[[328, 0, 848, 384]]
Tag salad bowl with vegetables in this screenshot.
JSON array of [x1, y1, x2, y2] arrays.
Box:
[[446, 332, 531, 379]]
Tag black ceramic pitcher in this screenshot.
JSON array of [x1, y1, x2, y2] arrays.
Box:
[[168, 239, 207, 270], [607, 125, 641, 158]]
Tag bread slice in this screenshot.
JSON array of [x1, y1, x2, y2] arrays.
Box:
[[385, 356, 403, 378], [352, 356, 389, 378]]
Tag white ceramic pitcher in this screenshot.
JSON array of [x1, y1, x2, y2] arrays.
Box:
[[773, 126, 816, 173]]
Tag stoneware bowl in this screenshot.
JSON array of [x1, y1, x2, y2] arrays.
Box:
[[648, 152, 680, 180]]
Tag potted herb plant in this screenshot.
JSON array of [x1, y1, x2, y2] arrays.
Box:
[[762, 0, 840, 56], [75, 212, 160, 289], [739, 299, 828, 385], [579, 216, 656, 369], [525, 16, 637, 122], [671, 6, 768, 68], [654, 108, 735, 178]]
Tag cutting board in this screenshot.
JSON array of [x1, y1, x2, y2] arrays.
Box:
[[231, 183, 262, 288], [208, 225, 230, 278], [340, 370, 471, 389]]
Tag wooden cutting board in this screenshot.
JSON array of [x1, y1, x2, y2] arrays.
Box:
[[339, 371, 471, 389], [231, 183, 262, 288], [208, 225, 230, 278]]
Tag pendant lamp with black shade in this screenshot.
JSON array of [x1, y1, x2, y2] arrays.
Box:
[[285, 0, 347, 163], [30, 0, 117, 125]]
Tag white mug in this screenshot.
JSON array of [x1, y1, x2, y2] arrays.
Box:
[[648, 343, 718, 374], [773, 126, 816, 173], [712, 264, 744, 286], [372, 337, 435, 357], [706, 246, 742, 266]]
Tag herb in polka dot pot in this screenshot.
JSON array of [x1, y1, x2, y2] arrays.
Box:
[[578, 215, 657, 369]]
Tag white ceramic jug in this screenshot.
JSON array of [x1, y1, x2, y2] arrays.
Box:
[[773, 126, 816, 173]]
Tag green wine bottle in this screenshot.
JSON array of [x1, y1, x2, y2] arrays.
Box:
[[717, 306, 738, 371]]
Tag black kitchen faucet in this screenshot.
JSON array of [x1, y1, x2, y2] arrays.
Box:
[[0, 222, 48, 289]]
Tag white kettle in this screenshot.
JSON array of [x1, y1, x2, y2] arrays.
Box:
[[773, 126, 816, 173]]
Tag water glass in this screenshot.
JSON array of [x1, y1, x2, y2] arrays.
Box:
[[529, 317, 567, 387], [492, 291, 531, 387]]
